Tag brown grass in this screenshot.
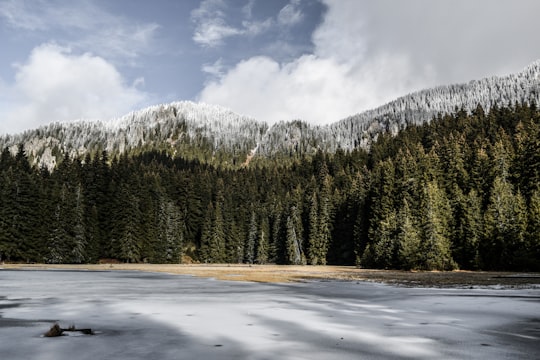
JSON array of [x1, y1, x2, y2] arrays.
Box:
[[3, 263, 539, 287]]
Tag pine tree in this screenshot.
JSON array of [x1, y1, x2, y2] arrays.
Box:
[[482, 177, 528, 269], [525, 188, 540, 270], [199, 188, 226, 263], [199, 202, 215, 263], [211, 183, 227, 263], [316, 176, 333, 265], [362, 159, 397, 268], [419, 181, 456, 270], [245, 209, 257, 264], [307, 191, 319, 265], [71, 184, 87, 263], [47, 184, 71, 264], [458, 189, 483, 269], [513, 120, 540, 198], [286, 212, 304, 265], [256, 214, 270, 264], [362, 210, 398, 268], [397, 199, 421, 270], [352, 170, 371, 266], [110, 183, 143, 263]]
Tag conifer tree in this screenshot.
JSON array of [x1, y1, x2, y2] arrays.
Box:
[[315, 176, 333, 265], [199, 202, 215, 263], [47, 184, 71, 263], [256, 214, 270, 264], [286, 212, 304, 265], [110, 183, 143, 263], [483, 177, 528, 269], [459, 189, 483, 269], [525, 188, 540, 270], [245, 209, 257, 264], [270, 206, 283, 263], [211, 183, 227, 263], [352, 171, 370, 265], [420, 181, 456, 270], [513, 120, 540, 198], [307, 191, 319, 265], [363, 210, 398, 268], [397, 199, 421, 270], [156, 197, 184, 263], [71, 184, 88, 263], [363, 159, 397, 268]]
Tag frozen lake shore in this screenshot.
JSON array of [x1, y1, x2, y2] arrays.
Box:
[[1, 269, 539, 359]]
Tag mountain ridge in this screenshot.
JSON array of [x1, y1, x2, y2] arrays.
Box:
[[1, 60, 539, 169]]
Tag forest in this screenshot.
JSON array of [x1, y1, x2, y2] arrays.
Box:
[[0, 103, 539, 270]]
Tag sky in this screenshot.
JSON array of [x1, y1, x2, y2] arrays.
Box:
[[0, 0, 539, 135]]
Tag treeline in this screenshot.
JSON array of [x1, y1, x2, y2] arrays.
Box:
[[1, 103, 539, 270]]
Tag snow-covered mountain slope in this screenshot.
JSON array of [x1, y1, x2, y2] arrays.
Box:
[[0, 101, 268, 169], [256, 60, 540, 156], [1, 60, 539, 168], [323, 59, 540, 152]]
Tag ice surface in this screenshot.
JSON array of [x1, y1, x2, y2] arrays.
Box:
[[0, 269, 538, 359]]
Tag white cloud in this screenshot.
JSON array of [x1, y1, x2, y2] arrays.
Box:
[[242, 18, 274, 36], [191, 0, 274, 47], [0, 0, 46, 30], [80, 22, 161, 60], [202, 58, 226, 79], [193, 19, 244, 48], [191, 0, 239, 47], [199, 0, 540, 125], [278, 0, 304, 26], [0, 43, 148, 134], [198, 0, 432, 125], [199, 53, 426, 125], [0, 0, 159, 60]]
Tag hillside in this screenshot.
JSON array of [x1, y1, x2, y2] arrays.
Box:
[[1, 101, 539, 270], [1, 60, 539, 169]]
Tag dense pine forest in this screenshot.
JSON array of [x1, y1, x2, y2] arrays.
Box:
[[1, 103, 539, 270]]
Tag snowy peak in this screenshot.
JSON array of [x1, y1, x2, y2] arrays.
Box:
[[0, 101, 268, 170]]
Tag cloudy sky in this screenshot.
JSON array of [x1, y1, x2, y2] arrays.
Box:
[[0, 0, 539, 134]]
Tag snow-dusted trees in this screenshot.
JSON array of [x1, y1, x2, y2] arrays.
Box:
[[2, 60, 539, 169]]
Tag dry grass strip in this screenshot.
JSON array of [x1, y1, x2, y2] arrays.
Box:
[[3, 263, 540, 287]]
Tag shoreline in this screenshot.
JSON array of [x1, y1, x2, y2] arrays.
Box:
[[2, 263, 540, 288]]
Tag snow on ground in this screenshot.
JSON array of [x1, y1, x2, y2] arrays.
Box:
[[0, 269, 538, 360]]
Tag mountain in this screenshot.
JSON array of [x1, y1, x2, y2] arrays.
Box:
[[1, 60, 539, 169]]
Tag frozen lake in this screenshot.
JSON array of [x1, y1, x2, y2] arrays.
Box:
[[0, 269, 539, 359]]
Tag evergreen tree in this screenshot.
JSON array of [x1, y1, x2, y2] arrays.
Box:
[[315, 176, 333, 265], [110, 183, 143, 263], [71, 184, 88, 263], [419, 181, 456, 270], [199, 202, 215, 263], [211, 182, 227, 263], [525, 188, 540, 270], [514, 120, 540, 198], [245, 209, 257, 264], [482, 177, 528, 269], [286, 211, 304, 265], [362, 210, 398, 269], [47, 184, 71, 264], [153, 196, 184, 263], [397, 199, 421, 270], [362, 159, 397, 268], [458, 189, 483, 269], [307, 191, 319, 265], [256, 214, 270, 264]]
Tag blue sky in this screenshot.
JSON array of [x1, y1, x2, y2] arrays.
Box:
[[1, 0, 539, 134]]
